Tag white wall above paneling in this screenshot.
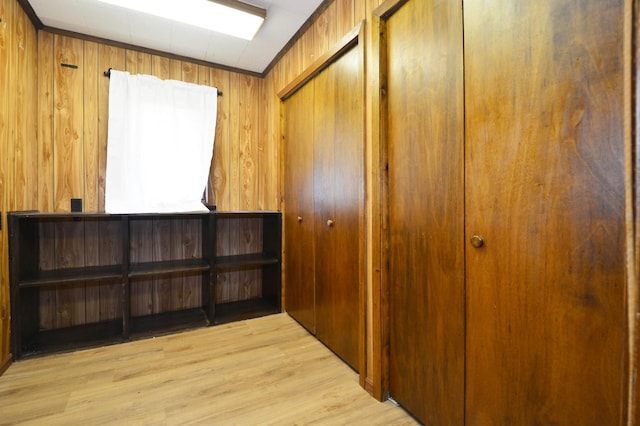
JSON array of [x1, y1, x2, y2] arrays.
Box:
[[27, 0, 325, 73]]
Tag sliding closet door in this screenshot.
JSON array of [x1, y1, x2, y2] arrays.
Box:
[[386, 0, 465, 423], [464, 0, 626, 423], [284, 82, 316, 333], [314, 46, 363, 371]]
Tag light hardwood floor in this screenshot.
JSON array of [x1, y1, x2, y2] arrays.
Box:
[[0, 313, 417, 425]]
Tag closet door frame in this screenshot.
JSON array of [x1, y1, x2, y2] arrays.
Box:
[[369, 0, 409, 403], [279, 22, 367, 383]]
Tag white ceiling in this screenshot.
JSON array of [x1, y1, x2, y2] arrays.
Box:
[[26, 0, 325, 74]]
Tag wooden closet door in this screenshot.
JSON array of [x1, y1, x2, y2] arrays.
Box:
[[464, 0, 626, 423], [284, 82, 316, 333], [386, 0, 465, 423], [314, 46, 363, 371]]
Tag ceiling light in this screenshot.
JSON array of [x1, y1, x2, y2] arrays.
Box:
[[95, 0, 266, 40]]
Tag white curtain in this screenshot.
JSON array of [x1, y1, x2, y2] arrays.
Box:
[[105, 70, 218, 213]]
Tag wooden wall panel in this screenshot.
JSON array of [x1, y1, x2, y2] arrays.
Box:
[[239, 75, 260, 210], [37, 31, 54, 213], [312, 1, 342, 59], [0, 0, 38, 363], [83, 42, 100, 324], [13, 9, 37, 212], [336, 0, 356, 37], [209, 68, 231, 209], [83, 41, 99, 213], [53, 35, 85, 213], [0, 0, 11, 364]]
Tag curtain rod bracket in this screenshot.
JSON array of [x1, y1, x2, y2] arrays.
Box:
[[103, 67, 222, 96]]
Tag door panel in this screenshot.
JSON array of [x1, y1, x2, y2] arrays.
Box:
[[387, 0, 465, 423], [284, 82, 316, 333], [314, 47, 362, 371], [464, 0, 625, 423]]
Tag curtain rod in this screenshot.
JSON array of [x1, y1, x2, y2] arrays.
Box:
[[103, 68, 223, 96]]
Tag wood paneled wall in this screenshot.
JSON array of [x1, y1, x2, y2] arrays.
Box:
[[37, 32, 276, 213], [0, 0, 38, 368], [263, 0, 385, 397]]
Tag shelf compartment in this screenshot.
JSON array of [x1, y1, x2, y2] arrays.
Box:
[[128, 259, 210, 277], [18, 265, 123, 288], [129, 308, 210, 339], [18, 320, 124, 359], [214, 299, 281, 325], [214, 253, 279, 270]]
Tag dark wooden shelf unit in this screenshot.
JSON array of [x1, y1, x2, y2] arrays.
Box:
[[9, 210, 282, 359], [210, 211, 282, 325]]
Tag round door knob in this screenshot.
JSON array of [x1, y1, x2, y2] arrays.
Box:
[[297, 216, 303, 223], [327, 219, 334, 228], [470, 235, 484, 248]]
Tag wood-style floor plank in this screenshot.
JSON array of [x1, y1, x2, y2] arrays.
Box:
[[0, 314, 417, 425]]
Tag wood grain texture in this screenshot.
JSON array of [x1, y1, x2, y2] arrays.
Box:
[[336, 0, 356, 37], [282, 34, 364, 373], [209, 67, 230, 209], [315, 46, 363, 372], [0, 0, 38, 363], [634, 0, 640, 422], [0, 0, 11, 364], [54, 220, 87, 328], [5, 0, 16, 219], [83, 41, 99, 212], [386, 0, 465, 423], [283, 82, 316, 333], [364, 0, 386, 394], [228, 74, 242, 211], [313, 3, 334, 62], [13, 7, 37, 211], [267, 0, 371, 392], [0, 314, 417, 425], [98, 219, 123, 321], [464, 0, 625, 423], [129, 219, 153, 317], [83, 43, 100, 325], [38, 221, 56, 329], [53, 35, 84, 212], [37, 31, 55, 213], [216, 217, 232, 303]]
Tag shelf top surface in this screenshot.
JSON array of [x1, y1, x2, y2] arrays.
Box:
[[8, 210, 281, 219]]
